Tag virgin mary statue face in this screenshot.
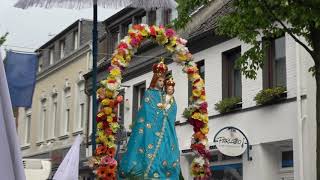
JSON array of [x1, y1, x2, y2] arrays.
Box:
[[156, 77, 165, 89]]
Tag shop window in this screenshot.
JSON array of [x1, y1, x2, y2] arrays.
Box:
[[211, 163, 243, 180], [281, 150, 293, 168]]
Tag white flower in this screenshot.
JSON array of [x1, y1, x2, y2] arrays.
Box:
[[200, 138, 208, 147], [193, 157, 205, 166], [179, 38, 188, 45]]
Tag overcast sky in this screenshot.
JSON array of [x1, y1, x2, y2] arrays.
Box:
[[0, 0, 121, 57]]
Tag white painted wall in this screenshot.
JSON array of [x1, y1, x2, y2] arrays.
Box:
[[119, 34, 317, 179]]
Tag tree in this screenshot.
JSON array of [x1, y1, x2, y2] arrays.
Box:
[[176, 0, 320, 178], [0, 32, 8, 46]]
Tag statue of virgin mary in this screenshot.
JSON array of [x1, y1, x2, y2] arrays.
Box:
[[119, 59, 181, 179]]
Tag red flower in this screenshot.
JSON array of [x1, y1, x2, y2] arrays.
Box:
[[96, 167, 108, 178], [96, 114, 106, 122], [136, 34, 144, 41], [117, 48, 126, 56], [191, 143, 208, 156], [117, 95, 123, 103], [189, 118, 205, 132], [96, 145, 108, 156], [107, 79, 116, 83], [107, 147, 116, 157], [194, 78, 201, 84], [133, 24, 144, 31], [201, 90, 206, 96], [113, 116, 118, 122], [129, 32, 136, 37], [118, 42, 128, 49], [108, 100, 115, 108], [105, 128, 113, 135], [150, 26, 157, 37], [187, 68, 195, 74]]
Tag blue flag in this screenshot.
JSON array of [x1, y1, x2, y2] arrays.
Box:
[[4, 51, 38, 108]]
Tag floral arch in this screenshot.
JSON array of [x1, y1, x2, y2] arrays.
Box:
[[92, 24, 211, 179]]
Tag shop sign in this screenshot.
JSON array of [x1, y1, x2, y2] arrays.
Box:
[[214, 127, 248, 157]]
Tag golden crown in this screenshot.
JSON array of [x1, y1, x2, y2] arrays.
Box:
[[152, 57, 168, 77]]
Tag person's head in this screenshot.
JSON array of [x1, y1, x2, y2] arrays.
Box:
[[150, 58, 168, 90], [165, 85, 175, 95], [149, 75, 165, 90], [165, 73, 175, 95]]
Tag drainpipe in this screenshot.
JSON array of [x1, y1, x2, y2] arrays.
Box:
[[296, 40, 304, 180], [85, 89, 91, 149]]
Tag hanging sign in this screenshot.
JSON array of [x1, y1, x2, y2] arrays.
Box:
[[214, 127, 248, 157]]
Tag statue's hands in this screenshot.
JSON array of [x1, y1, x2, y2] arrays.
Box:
[[157, 103, 166, 109]]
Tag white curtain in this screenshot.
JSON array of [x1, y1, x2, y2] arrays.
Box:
[[0, 53, 26, 180]]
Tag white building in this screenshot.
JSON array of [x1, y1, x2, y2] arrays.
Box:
[[85, 1, 316, 180]]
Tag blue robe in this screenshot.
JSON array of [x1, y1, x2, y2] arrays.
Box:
[[119, 88, 180, 179]]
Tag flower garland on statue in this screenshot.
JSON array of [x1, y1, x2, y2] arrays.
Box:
[[89, 24, 211, 179]]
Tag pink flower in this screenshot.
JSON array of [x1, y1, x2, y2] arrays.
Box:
[[165, 29, 176, 38], [178, 38, 187, 45], [130, 38, 140, 47], [200, 102, 208, 111], [101, 156, 118, 166]]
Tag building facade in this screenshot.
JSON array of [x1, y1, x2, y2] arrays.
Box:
[[84, 1, 316, 180], [17, 19, 105, 179]]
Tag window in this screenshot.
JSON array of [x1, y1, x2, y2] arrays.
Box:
[[38, 59, 43, 72], [281, 151, 293, 168], [122, 21, 132, 38], [163, 9, 172, 25], [148, 10, 157, 25], [63, 86, 71, 134], [59, 39, 65, 59], [80, 103, 85, 128], [49, 47, 54, 65], [111, 30, 121, 48], [156, 9, 163, 25], [39, 99, 47, 141], [170, 8, 178, 21], [263, 36, 286, 88], [222, 47, 242, 99], [208, 151, 243, 180], [66, 108, 70, 132], [135, 12, 147, 24], [24, 110, 31, 144], [73, 30, 79, 50], [188, 60, 205, 104], [132, 82, 146, 124], [118, 90, 125, 126], [43, 109, 47, 140], [51, 94, 58, 137], [211, 163, 243, 180], [77, 81, 86, 130]]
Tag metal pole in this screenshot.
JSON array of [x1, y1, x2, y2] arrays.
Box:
[[91, 0, 98, 155]]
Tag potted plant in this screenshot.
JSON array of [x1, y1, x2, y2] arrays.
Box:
[[215, 97, 242, 114], [254, 86, 287, 105]]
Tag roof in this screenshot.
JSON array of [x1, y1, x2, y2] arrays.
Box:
[[188, 1, 233, 38], [35, 19, 92, 52], [103, 7, 136, 25]]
